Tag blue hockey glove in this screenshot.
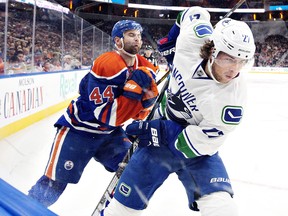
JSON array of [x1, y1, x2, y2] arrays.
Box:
[[157, 22, 180, 65], [123, 67, 152, 101], [130, 67, 152, 89], [157, 37, 176, 66], [125, 119, 183, 148], [141, 79, 158, 108], [123, 67, 158, 108]]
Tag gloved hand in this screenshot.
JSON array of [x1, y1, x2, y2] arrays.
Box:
[[141, 79, 158, 108], [157, 37, 176, 66], [123, 67, 158, 108], [157, 21, 180, 65], [125, 119, 183, 148]]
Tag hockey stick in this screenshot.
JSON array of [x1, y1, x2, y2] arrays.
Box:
[[222, 0, 246, 19], [91, 71, 170, 216], [156, 69, 170, 85]]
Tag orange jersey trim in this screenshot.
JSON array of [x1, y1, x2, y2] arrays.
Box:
[[45, 127, 68, 179]]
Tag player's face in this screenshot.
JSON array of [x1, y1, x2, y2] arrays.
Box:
[[212, 52, 247, 83], [123, 29, 142, 55]]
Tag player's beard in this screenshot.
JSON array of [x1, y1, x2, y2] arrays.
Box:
[[124, 44, 140, 55]]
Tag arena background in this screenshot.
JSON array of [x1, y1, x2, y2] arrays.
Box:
[[0, 0, 288, 215]]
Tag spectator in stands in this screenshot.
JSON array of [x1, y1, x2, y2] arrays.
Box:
[[82, 56, 92, 67], [22, 47, 31, 64], [34, 51, 44, 72], [33, 43, 43, 55], [51, 58, 62, 71], [42, 61, 52, 72], [6, 55, 27, 74], [71, 58, 82, 69], [63, 54, 73, 70], [15, 50, 26, 63], [7, 47, 16, 61], [0, 52, 4, 75]]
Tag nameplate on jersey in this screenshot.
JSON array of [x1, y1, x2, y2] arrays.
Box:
[[221, 106, 243, 125]]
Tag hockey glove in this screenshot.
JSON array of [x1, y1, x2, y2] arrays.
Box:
[[141, 78, 158, 108], [123, 67, 158, 108], [125, 119, 183, 148], [123, 67, 152, 100], [157, 22, 180, 66], [157, 37, 176, 66]]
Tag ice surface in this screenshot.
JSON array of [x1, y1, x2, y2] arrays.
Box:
[[1, 73, 288, 216]]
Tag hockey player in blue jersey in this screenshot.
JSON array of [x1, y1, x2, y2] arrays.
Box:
[[27, 20, 158, 207], [102, 6, 255, 216]]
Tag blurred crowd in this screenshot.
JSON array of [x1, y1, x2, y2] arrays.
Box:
[[0, 10, 107, 75], [254, 35, 288, 67]]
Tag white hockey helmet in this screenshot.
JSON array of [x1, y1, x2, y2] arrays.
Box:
[[212, 18, 256, 60]]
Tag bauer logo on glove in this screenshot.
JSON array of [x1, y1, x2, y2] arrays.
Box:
[[124, 82, 138, 90], [150, 127, 160, 147], [125, 119, 183, 148]]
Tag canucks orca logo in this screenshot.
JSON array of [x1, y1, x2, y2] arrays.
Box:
[[119, 182, 131, 197], [222, 106, 243, 125], [194, 24, 213, 38], [167, 90, 193, 120]]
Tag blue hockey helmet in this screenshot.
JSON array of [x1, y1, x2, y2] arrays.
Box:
[[111, 20, 143, 42]]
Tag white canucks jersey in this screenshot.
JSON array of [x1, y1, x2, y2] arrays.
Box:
[[165, 7, 247, 158]]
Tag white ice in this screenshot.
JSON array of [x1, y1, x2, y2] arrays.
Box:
[[1, 72, 288, 216]]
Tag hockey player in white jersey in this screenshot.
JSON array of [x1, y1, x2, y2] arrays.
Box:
[[102, 6, 255, 216]]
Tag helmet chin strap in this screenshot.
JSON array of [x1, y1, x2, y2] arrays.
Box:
[[206, 57, 220, 84], [115, 38, 136, 58]]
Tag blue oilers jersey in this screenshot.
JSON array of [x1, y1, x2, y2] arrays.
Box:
[[55, 51, 157, 135]]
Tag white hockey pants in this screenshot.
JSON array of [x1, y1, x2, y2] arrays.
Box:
[[102, 199, 143, 216], [102, 191, 238, 216], [197, 191, 238, 216]]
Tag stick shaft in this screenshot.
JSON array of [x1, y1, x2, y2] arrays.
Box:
[[223, 0, 246, 19]]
